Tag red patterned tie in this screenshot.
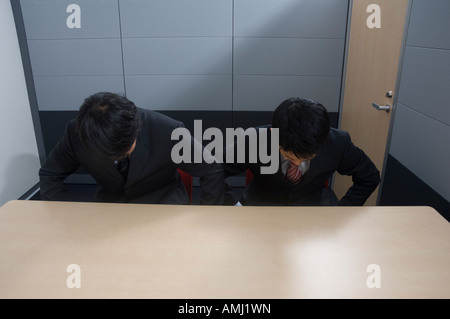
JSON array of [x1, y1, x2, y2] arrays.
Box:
[[286, 161, 302, 184]]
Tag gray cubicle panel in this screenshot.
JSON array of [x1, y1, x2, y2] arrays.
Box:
[[380, 0, 450, 220], [16, 0, 349, 157]]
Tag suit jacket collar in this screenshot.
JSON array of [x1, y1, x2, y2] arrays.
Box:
[[126, 110, 149, 186]]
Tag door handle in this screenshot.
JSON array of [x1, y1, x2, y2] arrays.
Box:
[[372, 102, 390, 112]]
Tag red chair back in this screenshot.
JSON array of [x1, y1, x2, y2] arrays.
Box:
[[177, 169, 193, 203], [246, 169, 254, 185]]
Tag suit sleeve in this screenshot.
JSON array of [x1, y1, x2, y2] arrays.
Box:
[[174, 123, 226, 205], [336, 132, 381, 206], [222, 132, 251, 177], [38, 123, 80, 201]]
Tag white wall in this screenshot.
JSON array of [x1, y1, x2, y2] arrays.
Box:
[[0, 0, 41, 206]]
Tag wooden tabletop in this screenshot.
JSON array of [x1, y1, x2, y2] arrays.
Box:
[[0, 200, 449, 299]]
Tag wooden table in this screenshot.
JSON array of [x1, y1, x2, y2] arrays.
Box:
[[0, 200, 449, 299]]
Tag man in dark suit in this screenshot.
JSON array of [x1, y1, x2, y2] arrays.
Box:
[[39, 92, 225, 205], [224, 97, 380, 206]]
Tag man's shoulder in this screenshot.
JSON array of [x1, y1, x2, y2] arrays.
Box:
[[328, 127, 351, 141], [137, 108, 183, 128], [65, 119, 79, 138], [318, 128, 352, 153]]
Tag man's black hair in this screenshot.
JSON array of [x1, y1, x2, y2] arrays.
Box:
[[272, 97, 330, 159], [76, 92, 141, 160]]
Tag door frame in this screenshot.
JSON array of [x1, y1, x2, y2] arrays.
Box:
[[334, 0, 414, 205]]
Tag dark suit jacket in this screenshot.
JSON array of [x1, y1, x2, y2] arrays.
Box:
[[224, 126, 380, 206], [39, 108, 225, 205]]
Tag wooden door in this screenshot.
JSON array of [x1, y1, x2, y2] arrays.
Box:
[[333, 0, 409, 205]]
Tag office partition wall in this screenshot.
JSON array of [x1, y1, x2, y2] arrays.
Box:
[[13, 0, 349, 163], [380, 0, 450, 220]]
